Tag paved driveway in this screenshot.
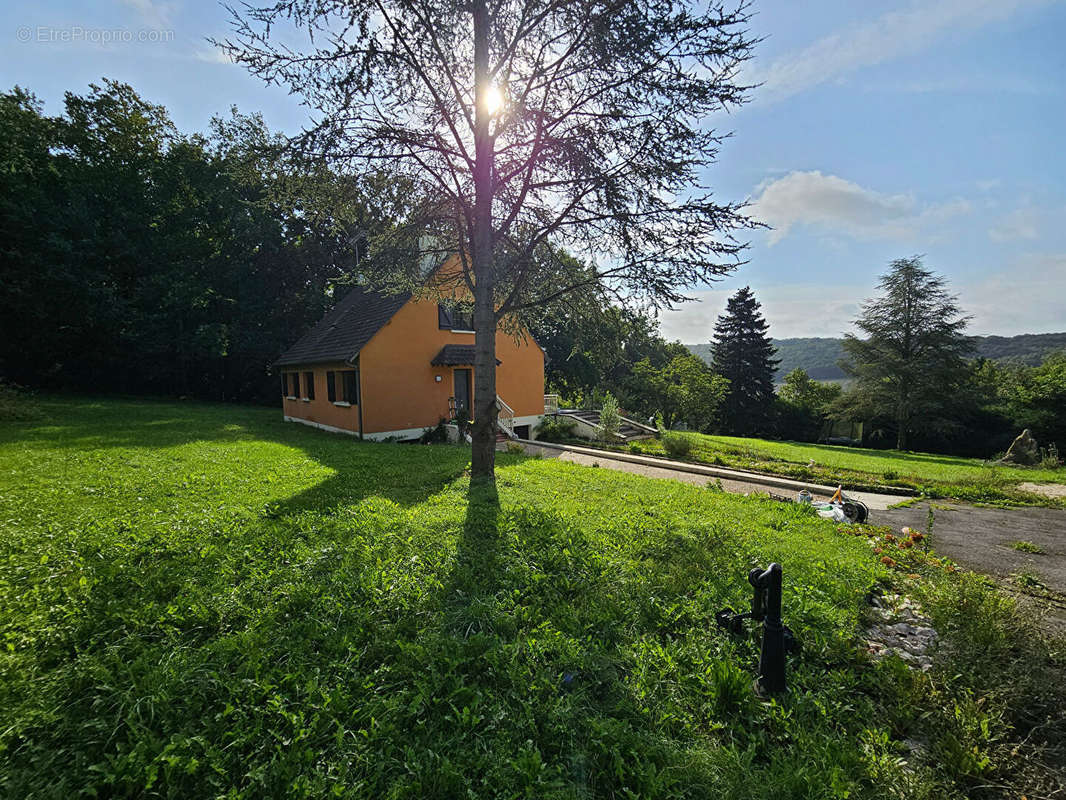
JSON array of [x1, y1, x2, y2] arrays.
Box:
[[880, 502, 1066, 633]]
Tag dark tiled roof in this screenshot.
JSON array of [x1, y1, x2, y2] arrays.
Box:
[[274, 286, 411, 367], [430, 344, 501, 366]]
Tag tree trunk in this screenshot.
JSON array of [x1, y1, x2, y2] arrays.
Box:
[[469, 0, 497, 483], [896, 388, 909, 451]]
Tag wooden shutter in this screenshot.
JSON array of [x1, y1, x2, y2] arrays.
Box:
[[304, 372, 314, 399], [327, 371, 336, 402], [343, 370, 359, 405]]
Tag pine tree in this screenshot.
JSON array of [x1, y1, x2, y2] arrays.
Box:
[[841, 257, 973, 450], [711, 286, 779, 434]]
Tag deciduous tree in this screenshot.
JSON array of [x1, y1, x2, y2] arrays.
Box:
[[630, 353, 728, 431], [221, 0, 758, 481], [776, 368, 841, 441]]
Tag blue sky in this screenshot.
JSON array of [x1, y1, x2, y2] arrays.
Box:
[[3, 0, 1064, 341]]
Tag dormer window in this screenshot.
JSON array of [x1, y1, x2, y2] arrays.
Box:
[[438, 303, 474, 332]]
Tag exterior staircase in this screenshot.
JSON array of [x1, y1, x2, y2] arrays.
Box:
[[556, 409, 656, 442]]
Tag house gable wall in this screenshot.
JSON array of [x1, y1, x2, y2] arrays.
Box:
[[359, 297, 544, 435]]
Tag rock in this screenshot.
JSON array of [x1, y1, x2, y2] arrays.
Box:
[[999, 429, 1040, 465], [861, 593, 939, 671], [901, 639, 928, 655]]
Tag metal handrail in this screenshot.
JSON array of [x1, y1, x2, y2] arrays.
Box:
[[495, 394, 516, 438]]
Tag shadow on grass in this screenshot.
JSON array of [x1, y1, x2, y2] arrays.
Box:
[[441, 480, 504, 633], [2, 395, 475, 510]]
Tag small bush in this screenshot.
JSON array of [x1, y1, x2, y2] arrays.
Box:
[[1039, 442, 1061, 469], [628, 442, 642, 454], [534, 415, 577, 443], [662, 431, 693, 459], [599, 392, 621, 442], [882, 469, 898, 481], [419, 418, 449, 444], [505, 441, 525, 455]]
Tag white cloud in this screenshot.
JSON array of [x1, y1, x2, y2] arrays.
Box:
[[989, 207, 1041, 241], [122, 0, 176, 29], [747, 0, 1055, 105], [750, 170, 970, 245]]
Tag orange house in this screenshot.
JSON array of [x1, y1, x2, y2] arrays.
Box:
[[274, 284, 546, 440]]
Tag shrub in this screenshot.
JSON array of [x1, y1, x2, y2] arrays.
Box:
[[505, 441, 525, 455], [534, 415, 577, 442], [599, 392, 621, 442], [419, 418, 449, 444], [662, 431, 693, 459]]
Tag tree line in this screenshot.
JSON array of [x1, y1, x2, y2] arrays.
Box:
[[0, 81, 395, 403], [3, 82, 1061, 459], [534, 257, 1065, 458]]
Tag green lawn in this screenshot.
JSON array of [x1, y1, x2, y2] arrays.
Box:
[[1, 397, 1062, 797], [627, 433, 1066, 505]]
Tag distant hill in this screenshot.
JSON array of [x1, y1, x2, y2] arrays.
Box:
[[687, 332, 1066, 382]]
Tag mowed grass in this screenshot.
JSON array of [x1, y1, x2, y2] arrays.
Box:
[[1, 398, 1062, 798], [630, 433, 1066, 505]]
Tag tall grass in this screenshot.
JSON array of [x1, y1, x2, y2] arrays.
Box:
[[1, 398, 1061, 797]]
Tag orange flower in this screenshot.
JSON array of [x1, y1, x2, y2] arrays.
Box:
[[909, 531, 925, 542], [884, 533, 896, 542], [907, 573, 921, 580], [899, 539, 914, 549], [873, 547, 883, 554], [880, 556, 897, 567]]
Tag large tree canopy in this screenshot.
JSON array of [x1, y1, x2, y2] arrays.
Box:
[[840, 257, 974, 451], [0, 82, 379, 401], [222, 0, 758, 479]]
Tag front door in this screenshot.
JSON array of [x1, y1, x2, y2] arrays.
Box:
[[453, 368, 472, 419]]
